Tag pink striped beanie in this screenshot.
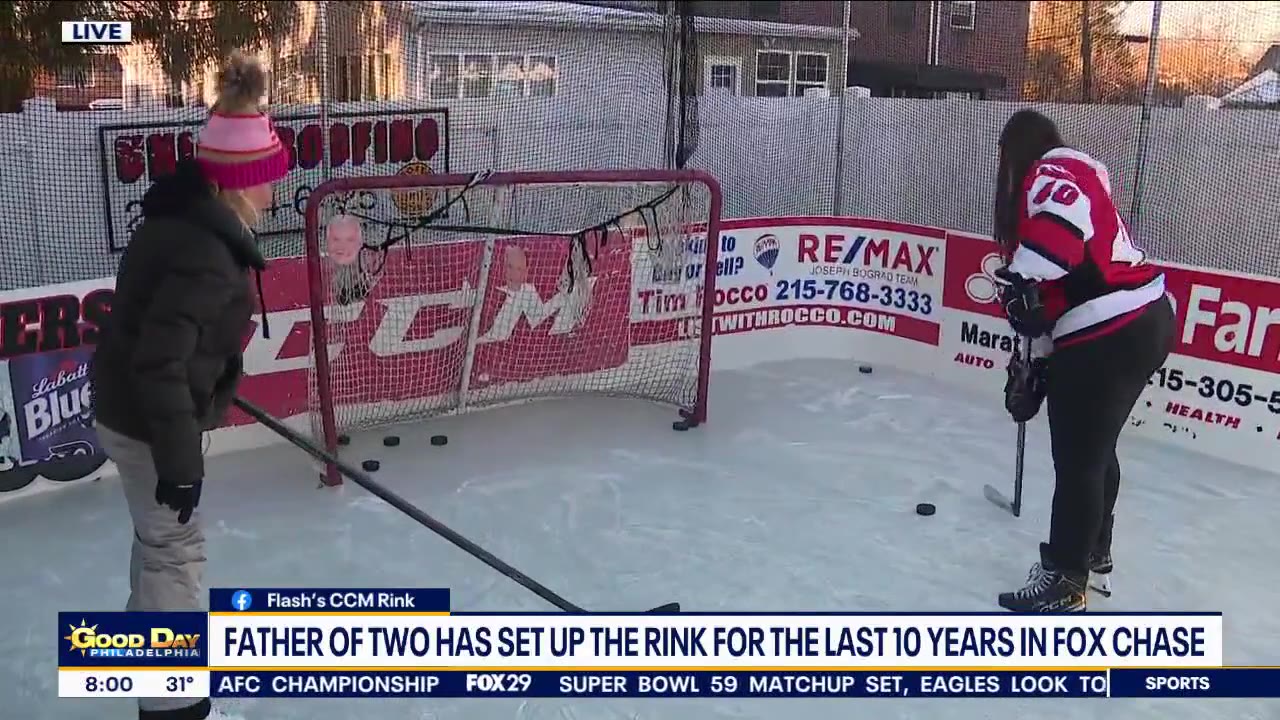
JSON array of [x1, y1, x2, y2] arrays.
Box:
[[196, 51, 289, 190]]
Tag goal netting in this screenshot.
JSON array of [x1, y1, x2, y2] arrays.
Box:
[[303, 169, 722, 483]]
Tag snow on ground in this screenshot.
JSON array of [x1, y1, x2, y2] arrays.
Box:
[[2, 358, 1277, 720]]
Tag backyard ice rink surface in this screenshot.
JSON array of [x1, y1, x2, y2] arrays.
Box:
[[2, 358, 1278, 720]]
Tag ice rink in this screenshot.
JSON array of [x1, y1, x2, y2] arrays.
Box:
[[3, 358, 1277, 720]]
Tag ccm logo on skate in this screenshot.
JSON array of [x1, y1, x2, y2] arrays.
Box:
[[1146, 675, 1210, 692], [64, 621, 200, 657]]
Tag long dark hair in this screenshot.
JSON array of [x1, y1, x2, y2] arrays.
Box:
[[994, 110, 1067, 254]]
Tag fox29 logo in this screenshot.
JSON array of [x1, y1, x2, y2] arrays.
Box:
[[64, 619, 202, 660]]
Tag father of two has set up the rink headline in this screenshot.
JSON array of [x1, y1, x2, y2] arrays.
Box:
[[58, 587, 1280, 701]]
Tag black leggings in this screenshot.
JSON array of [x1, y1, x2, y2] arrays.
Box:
[[1045, 295, 1175, 574]]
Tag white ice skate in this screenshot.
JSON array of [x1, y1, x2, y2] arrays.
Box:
[[1088, 552, 1113, 598]]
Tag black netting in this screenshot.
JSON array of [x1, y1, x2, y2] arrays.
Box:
[[1, 0, 1276, 282]]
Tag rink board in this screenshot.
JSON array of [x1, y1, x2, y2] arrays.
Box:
[[0, 215, 1277, 502]]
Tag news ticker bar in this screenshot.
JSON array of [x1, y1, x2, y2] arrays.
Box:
[[57, 669, 1280, 699]]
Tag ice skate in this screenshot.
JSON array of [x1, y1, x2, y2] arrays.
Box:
[[999, 545, 1087, 613], [1088, 551, 1113, 598]]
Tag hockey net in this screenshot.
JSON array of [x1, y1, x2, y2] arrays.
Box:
[[303, 169, 722, 483]]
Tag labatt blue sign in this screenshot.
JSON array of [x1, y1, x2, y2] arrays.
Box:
[[0, 289, 111, 492]]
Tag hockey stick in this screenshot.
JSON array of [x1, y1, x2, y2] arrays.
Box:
[[984, 336, 1031, 517], [235, 397, 680, 614]]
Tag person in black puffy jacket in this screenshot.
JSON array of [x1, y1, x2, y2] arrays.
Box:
[[89, 51, 287, 720]]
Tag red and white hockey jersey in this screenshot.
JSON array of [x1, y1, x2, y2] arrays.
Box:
[[1006, 147, 1165, 349]]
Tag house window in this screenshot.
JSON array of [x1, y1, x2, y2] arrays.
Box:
[[434, 54, 558, 99], [794, 53, 829, 96], [494, 55, 525, 97], [889, 1, 916, 32], [526, 55, 558, 97], [704, 56, 741, 95], [949, 1, 976, 30], [56, 67, 92, 87], [334, 53, 393, 101], [461, 54, 493, 99], [755, 51, 791, 97], [273, 55, 308, 103]]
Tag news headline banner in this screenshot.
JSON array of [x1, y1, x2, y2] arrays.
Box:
[[197, 591, 1222, 668]]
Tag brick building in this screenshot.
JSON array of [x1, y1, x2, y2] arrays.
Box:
[[30, 53, 124, 110], [579, 1, 1031, 99]]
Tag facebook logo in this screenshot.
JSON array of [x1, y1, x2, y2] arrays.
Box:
[[231, 590, 253, 611]]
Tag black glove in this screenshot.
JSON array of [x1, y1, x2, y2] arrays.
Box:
[[995, 267, 1052, 338], [1005, 352, 1049, 423], [156, 478, 202, 525]]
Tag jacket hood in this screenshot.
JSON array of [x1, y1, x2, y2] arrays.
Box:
[[141, 159, 267, 271]]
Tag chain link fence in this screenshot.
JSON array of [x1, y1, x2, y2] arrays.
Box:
[[0, 0, 1276, 291]]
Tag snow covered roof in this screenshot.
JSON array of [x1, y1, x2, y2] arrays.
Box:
[[409, 1, 853, 41], [1220, 69, 1280, 105]]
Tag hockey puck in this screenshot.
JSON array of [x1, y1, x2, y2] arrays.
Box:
[[361, 459, 380, 472], [430, 435, 448, 446], [915, 502, 936, 516], [859, 365, 873, 374], [383, 435, 401, 447], [337, 434, 351, 446]]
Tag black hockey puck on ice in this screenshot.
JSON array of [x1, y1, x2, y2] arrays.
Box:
[[430, 435, 448, 446], [383, 435, 401, 447], [362, 459, 380, 472], [337, 434, 351, 446], [915, 502, 936, 516], [859, 365, 873, 374]]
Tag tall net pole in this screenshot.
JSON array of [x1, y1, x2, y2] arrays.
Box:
[[831, 0, 852, 216], [1129, 0, 1164, 225]]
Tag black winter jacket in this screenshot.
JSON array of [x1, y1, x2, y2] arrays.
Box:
[[91, 160, 266, 487]]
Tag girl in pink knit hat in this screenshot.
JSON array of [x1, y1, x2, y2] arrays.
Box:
[[90, 51, 288, 720]]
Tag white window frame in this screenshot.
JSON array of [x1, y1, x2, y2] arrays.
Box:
[[704, 55, 742, 95], [754, 50, 792, 97], [793, 52, 830, 96], [949, 0, 976, 30]]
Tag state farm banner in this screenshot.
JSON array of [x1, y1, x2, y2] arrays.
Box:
[[97, 107, 450, 252], [942, 230, 1280, 463]]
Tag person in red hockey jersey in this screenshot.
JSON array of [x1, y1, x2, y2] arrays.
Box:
[[991, 110, 1174, 613]]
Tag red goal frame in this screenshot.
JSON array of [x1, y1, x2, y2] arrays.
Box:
[[303, 169, 725, 485]]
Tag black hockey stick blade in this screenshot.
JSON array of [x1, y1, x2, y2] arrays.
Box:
[[983, 483, 1019, 516], [235, 397, 680, 615]]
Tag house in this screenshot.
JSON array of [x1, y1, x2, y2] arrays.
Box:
[[840, 1, 1030, 99], [403, 2, 847, 102], [1220, 44, 1280, 108], [1249, 44, 1280, 78], [608, 1, 1030, 100], [116, 2, 415, 108], [30, 52, 124, 110], [116, 1, 846, 107]]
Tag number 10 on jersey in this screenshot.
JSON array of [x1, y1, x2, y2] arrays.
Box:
[[58, 669, 210, 698]]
